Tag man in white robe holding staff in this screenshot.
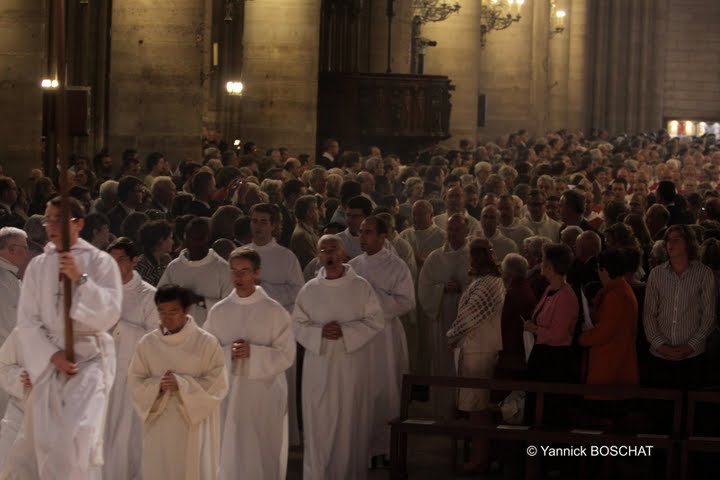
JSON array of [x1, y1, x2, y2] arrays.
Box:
[[1, 196, 123, 480]]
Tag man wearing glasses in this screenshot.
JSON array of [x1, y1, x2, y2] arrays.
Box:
[[2, 196, 122, 480]]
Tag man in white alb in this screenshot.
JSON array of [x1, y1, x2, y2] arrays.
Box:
[[104, 238, 159, 480], [418, 214, 472, 416], [349, 216, 415, 462], [205, 247, 296, 479], [293, 235, 384, 480], [246, 203, 304, 446], [158, 217, 233, 326], [2, 197, 122, 480], [337, 196, 373, 260]]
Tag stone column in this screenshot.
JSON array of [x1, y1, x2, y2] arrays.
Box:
[[0, 1, 48, 178], [421, 0, 481, 146], [238, 0, 322, 156], [109, 0, 208, 167]]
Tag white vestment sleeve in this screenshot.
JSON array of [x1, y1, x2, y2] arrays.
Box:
[[263, 257, 304, 309], [16, 261, 58, 380], [292, 298, 323, 355], [174, 340, 228, 426], [128, 344, 164, 422], [247, 310, 296, 380], [341, 284, 385, 353], [418, 256, 445, 321], [0, 331, 25, 401], [373, 262, 415, 319], [71, 258, 123, 332]]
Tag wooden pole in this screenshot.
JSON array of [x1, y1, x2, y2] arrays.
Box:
[[53, 0, 74, 363]]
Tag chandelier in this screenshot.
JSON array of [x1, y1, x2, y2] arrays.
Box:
[[412, 0, 461, 24], [480, 0, 525, 47]]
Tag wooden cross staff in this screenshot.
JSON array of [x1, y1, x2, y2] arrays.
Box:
[[53, 0, 74, 363]]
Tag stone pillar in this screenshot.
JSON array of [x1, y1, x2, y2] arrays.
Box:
[[238, 0, 322, 156], [421, 0, 481, 146], [109, 0, 207, 167], [0, 1, 48, 178]]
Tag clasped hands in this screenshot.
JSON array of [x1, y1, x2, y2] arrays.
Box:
[[657, 343, 694, 361], [322, 322, 343, 340], [232, 339, 250, 359]]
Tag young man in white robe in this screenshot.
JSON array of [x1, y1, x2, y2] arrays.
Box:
[[128, 285, 228, 480], [349, 216, 415, 463], [246, 203, 304, 446], [158, 217, 233, 326], [1, 197, 122, 480], [0, 329, 30, 467], [204, 247, 296, 480], [418, 214, 472, 416], [104, 238, 159, 480], [337, 195, 373, 260], [293, 235, 384, 480]]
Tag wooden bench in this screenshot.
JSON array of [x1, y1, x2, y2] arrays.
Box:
[[389, 375, 683, 480], [680, 389, 720, 480]]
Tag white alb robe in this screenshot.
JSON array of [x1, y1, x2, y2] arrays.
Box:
[[433, 211, 481, 237], [158, 249, 233, 326], [204, 287, 295, 480], [498, 220, 534, 250], [337, 228, 362, 259], [2, 239, 122, 480], [247, 239, 303, 447], [349, 249, 415, 457], [0, 258, 21, 417], [485, 229, 518, 261], [128, 317, 228, 480], [293, 265, 384, 480], [399, 224, 447, 267], [418, 243, 471, 416], [103, 272, 158, 480], [0, 330, 27, 468], [519, 213, 561, 242]]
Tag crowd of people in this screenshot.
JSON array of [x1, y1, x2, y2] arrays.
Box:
[[0, 127, 719, 478]]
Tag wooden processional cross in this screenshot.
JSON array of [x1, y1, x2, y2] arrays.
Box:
[[53, 0, 74, 363]]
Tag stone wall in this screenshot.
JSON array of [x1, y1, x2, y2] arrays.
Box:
[[108, 0, 207, 167], [663, 0, 720, 121], [0, 1, 47, 179], [238, 0, 322, 157]]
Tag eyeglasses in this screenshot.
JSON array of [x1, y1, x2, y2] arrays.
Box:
[[42, 218, 78, 227], [9, 243, 28, 251]]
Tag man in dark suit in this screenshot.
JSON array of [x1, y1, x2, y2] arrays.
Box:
[[656, 181, 692, 226], [185, 171, 217, 217], [107, 176, 144, 236]]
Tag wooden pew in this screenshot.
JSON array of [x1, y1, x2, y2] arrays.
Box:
[[389, 375, 684, 480], [680, 389, 720, 480]]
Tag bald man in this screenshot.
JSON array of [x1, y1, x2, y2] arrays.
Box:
[[433, 186, 481, 236], [400, 200, 447, 271], [293, 235, 384, 480], [480, 205, 517, 262]]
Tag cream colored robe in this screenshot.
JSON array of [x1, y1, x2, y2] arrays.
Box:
[[128, 317, 228, 480]]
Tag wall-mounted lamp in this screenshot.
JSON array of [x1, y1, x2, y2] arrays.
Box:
[[41, 79, 59, 89], [226, 81, 244, 96], [552, 9, 566, 35]]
